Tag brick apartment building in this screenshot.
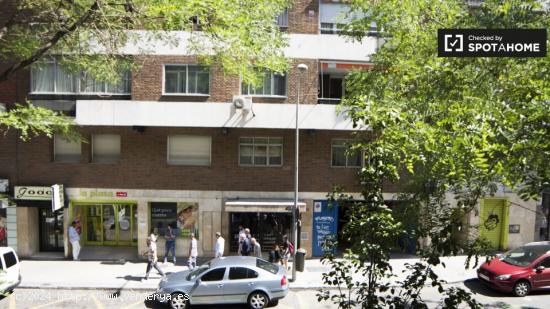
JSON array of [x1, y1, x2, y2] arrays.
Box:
[[0, 0, 539, 260]]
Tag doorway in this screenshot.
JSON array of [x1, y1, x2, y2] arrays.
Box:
[[39, 208, 64, 251], [479, 199, 509, 250], [229, 212, 292, 252], [72, 203, 137, 246]]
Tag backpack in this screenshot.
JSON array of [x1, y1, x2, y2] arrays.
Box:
[[242, 238, 251, 254], [288, 241, 294, 254]]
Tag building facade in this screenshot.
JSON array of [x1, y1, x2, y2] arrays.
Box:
[[0, 0, 539, 260]]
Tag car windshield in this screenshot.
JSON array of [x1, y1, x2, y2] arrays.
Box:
[[187, 263, 210, 280], [256, 258, 278, 274], [501, 245, 550, 267]]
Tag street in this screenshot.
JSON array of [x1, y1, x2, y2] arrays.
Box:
[[1, 281, 550, 309]]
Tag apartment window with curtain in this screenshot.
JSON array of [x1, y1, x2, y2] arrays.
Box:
[[92, 134, 121, 164], [167, 135, 211, 166], [53, 135, 81, 163], [164, 65, 210, 95], [331, 139, 362, 168], [239, 137, 283, 166], [31, 58, 130, 94], [241, 70, 286, 97]]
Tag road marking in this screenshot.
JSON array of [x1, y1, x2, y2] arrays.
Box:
[[120, 300, 144, 309], [9, 293, 15, 309], [29, 298, 68, 309], [90, 293, 105, 309]]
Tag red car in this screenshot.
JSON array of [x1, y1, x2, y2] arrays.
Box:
[[477, 241, 550, 296]]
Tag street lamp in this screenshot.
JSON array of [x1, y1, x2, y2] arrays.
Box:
[[292, 63, 308, 282]]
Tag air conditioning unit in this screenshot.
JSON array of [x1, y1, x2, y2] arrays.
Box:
[[233, 95, 252, 112]]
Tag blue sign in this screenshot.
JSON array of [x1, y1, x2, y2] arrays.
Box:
[[312, 200, 338, 257]]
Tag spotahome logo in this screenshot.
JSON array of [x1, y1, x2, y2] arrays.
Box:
[[438, 29, 547, 57]]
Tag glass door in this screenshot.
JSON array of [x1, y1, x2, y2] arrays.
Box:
[[102, 205, 117, 245], [76, 203, 137, 246], [39, 208, 64, 251], [117, 204, 133, 245]]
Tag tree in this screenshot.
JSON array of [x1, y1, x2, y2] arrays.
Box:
[[0, 0, 291, 139], [319, 0, 549, 307]]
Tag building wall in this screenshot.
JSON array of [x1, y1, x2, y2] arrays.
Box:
[[288, 0, 319, 34], [13, 127, 363, 193], [16, 207, 39, 257]]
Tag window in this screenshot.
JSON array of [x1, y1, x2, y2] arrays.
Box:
[[150, 202, 177, 237], [331, 140, 362, 167], [320, 22, 346, 34], [201, 267, 226, 281], [256, 259, 278, 274], [229, 267, 259, 280], [164, 65, 210, 95], [241, 70, 286, 97], [319, 73, 345, 104], [168, 135, 211, 166], [92, 134, 121, 163], [239, 137, 283, 166], [276, 9, 289, 27], [31, 58, 130, 94], [538, 257, 550, 268], [3, 252, 17, 268], [54, 135, 81, 163]]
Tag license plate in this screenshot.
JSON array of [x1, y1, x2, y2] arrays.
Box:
[[479, 273, 490, 281]]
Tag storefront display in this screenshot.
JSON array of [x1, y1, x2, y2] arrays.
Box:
[[150, 202, 199, 238]]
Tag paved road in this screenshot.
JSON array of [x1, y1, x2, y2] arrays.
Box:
[[1, 281, 549, 309]]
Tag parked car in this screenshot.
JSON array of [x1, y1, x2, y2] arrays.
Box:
[[0, 247, 21, 294], [157, 256, 288, 309], [477, 241, 550, 296]]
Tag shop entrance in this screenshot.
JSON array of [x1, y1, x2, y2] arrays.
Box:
[[229, 212, 292, 252], [39, 208, 64, 251], [72, 203, 137, 246]]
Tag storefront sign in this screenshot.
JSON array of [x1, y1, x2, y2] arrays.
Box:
[[312, 200, 338, 257], [14, 186, 52, 200], [116, 192, 127, 197], [51, 184, 64, 211]]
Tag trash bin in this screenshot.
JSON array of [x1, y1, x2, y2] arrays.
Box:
[[295, 249, 306, 272]]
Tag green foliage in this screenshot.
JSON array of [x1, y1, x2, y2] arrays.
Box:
[[320, 0, 548, 308]]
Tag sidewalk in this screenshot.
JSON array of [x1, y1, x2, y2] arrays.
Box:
[[18, 255, 479, 291]]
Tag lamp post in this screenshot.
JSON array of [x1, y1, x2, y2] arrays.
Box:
[[292, 63, 308, 282]]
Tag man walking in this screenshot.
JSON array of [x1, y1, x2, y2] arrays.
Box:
[[251, 238, 262, 258], [143, 235, 165, 280], [188, 233, 198, 269], [164, 224, 176, 264], [68, 221, 80, 261], [214, 232, 225, 258], [241, 228, 252, 256]]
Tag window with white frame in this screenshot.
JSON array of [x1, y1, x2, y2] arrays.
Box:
[[92, 134, 121, 163], [239, 137, 283, 166], [31, 58, 130, 94], [164, 65, 210, 95], [241, 70, 286, 97], [53, 135, 81, 163], [331, 140, 362, 167], [168, 135, 211, 166]]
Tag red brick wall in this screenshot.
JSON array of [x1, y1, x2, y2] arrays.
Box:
[[288, 0, 319, 34], [12, 127, 362, 193]]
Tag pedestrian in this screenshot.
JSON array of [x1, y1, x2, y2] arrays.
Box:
[[163, 224, 176, 264], [238, 234, 245, 256], [214, 232, 225, 258], [269, 244, 282, 264], [143, 235, 165, 280], [251, 237, 262, 258], [188, 233, 198, 269], [68, 221, 81, 261], [281, 235, 294, 270], [241, 229, 252, 256], [237, 225, 245, 251]]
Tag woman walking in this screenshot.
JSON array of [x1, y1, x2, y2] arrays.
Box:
[[143, 235, 165, 281]]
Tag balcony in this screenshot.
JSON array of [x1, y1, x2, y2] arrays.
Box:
[[317, 61, 371, 104]]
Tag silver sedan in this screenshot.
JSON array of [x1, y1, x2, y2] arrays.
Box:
[[156, 256, 289, 309]]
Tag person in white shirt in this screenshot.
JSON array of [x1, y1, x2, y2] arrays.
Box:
[[188, 233, 198, 269], [251, 237, 262, 258], [214, 232, 225, 258], [143, 235, 165, 280], [68, 221, 80, 261]]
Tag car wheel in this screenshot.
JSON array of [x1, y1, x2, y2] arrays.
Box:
[[513, 280, 531, 297], [248, 291, 269, 309], [170, 292, 188, 309], [267, 299, 279, 307]]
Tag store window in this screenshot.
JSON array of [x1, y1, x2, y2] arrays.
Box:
[[241, 70, 286, 97], [54, 135, 81, 163], [31, 58, 130, 94], [164, 65, 210, 95], [239, 137, 283, 166], [167, 135, 211, 166], [150, 202, 199, 238], [92, 134, 121, 164], [331, 139, 362, 168]]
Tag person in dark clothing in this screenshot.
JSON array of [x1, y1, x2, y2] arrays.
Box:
[[269, 244, 282, 264]]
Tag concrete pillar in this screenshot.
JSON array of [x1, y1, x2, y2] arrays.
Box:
[[16, 207, 39, 257]]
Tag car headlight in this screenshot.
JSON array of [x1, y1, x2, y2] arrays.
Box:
[[495, 274, 511, 280]]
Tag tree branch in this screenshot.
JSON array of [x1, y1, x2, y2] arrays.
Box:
[[0, 1, 100, 82]]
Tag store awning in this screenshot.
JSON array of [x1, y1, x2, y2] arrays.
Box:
[[225, 199, 307, 213]]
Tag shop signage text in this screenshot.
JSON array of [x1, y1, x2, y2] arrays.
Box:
[[14, 186, 52, 200]]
